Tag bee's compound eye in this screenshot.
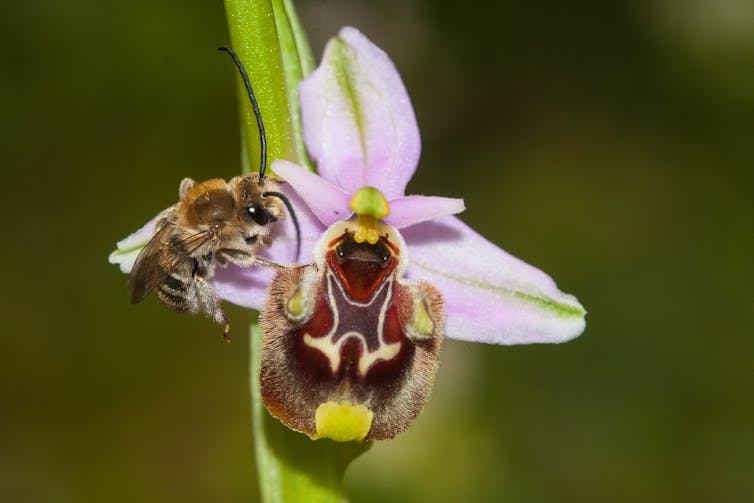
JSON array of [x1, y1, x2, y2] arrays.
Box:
[[247, 204, 272, 226]]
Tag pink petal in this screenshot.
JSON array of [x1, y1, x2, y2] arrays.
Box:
[[386, 195, 465, 230], [300, 26, 421, 199], [402, 216, 586, 345], [272, 159, 352, 226], [213, 185, 325, 309], [213, 266, 275, 310]]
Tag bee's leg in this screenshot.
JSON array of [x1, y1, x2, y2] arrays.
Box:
[[192, 268, 230, 342], [216, 249, 255, 267], [216, 249, 309, 270], [253, 256, 311, 269], [202, 288, 230, 341]]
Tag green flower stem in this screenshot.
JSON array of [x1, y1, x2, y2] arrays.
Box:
[[223, 1, 365, 501], [271, 0, 315, 170], [224, 0, 313, 173]]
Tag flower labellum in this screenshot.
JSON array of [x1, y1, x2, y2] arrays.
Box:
[[261, 188, 443, 441]]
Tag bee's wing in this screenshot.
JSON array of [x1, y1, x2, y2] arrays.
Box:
[[127, 224, 175, 304], [128, 224, 218, 304]]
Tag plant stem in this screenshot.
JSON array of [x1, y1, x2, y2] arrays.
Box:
[[223, 0, 313, 174]]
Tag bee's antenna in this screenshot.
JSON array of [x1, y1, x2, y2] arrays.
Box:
[[218, 46, 267, 182], [263, 191, 301, 262]]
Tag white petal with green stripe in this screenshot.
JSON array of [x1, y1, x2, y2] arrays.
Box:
[[108, 214, 162, 274]]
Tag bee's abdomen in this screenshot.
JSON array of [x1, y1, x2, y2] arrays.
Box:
[[156, 273, 198, 314]]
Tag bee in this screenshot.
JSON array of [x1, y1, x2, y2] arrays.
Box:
[[127, 46, 300, 340]]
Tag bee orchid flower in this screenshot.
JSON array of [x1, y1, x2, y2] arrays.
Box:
[[240, 27, 584, 442], [110, 27, 585, 443]]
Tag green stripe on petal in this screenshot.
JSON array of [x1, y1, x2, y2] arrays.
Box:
[[416, 261, 585, 319], [402, 216, 587, 345], [298, 28, 422, 199], [331, 36, 367, 159]]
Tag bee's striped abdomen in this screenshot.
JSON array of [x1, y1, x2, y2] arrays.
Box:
[[156, 272, 199, 314]]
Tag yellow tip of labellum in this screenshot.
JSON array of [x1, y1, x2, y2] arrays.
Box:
[[314, 400, 373, 442], [350, 187, 390, 245]]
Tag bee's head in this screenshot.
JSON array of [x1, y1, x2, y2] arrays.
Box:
[[236, 175, 280, 227]]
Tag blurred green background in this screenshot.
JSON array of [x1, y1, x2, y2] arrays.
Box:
[[2, 0, 753, 501]]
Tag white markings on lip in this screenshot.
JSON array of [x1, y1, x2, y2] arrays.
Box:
[[302, 269, 401, 376]]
